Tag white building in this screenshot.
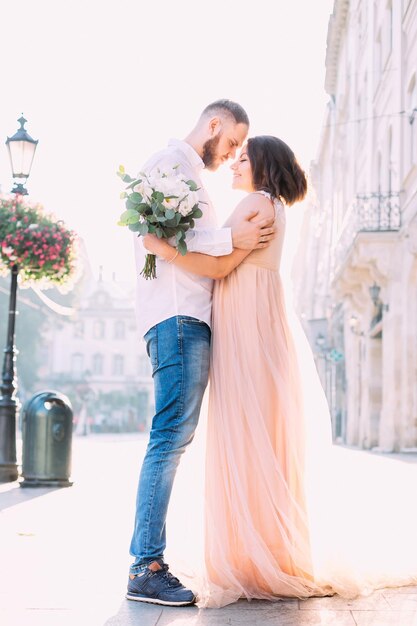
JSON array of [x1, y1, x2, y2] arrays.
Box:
[[38, 267, 154, 433], [295, 0, 417, 451]]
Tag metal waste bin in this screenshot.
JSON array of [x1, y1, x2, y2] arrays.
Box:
[[21, 390, 73, 488]]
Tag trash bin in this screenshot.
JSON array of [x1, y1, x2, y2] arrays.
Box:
[[20, 390, 73, 488]]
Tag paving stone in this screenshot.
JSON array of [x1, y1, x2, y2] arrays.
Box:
[[104, 601, 163, 626], [299, 590, 390, 611], [1, 437, 416, 626], [352, 610, 417, 626], [206, 598, 299, 611], [382, 592, 417, 610], [0, 608, 110, 626], [156, 607, 357, 625]]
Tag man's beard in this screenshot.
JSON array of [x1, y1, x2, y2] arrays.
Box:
[[202, 134, 221, 170]]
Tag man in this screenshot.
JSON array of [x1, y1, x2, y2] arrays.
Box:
[[127, 99, 275, 606]]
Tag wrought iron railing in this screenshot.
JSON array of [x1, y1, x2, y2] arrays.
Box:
[[353, 192, 401, 231], [332, 192, 401, 273]]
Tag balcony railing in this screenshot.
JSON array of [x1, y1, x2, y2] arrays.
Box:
[[332, 192, 401, 274]]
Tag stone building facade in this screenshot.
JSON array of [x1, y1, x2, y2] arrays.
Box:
[[295, 0, 417, 451], [37, 268, 154, 433]]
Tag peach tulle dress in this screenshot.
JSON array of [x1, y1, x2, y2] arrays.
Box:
[[197, 191, 417, 608]]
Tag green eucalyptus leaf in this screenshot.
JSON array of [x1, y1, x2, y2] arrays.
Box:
[[129, 192, 143, 204], [128, 222, 143, 232], [177, 239, 187, 255], [126, 178, 143, 189], [185, 179, 199, 192], [153, 191, 164, 203], [137, 222, 149, 235], [136, 203, 150, 214], [192, 208, 203, 219], [120, 209, 139, 224], [165, 209, 176, 220], [126, 197, 140, 211]]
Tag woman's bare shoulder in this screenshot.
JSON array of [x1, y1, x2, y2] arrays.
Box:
[[226, 192, 275, 225]]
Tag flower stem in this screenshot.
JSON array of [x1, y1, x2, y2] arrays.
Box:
[[140, 254, 156, 280]]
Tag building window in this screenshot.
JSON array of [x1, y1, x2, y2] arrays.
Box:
[[387, 126, 393, 195], [375, 28, 382, 81], [113, 354, 124, 376], [387, 1, 393, 56], [114, 320, 125, 340], [92, 353, 103, 375], [73, 321, 84, 339], [138, 354, 152, 376], [407, 75, 417, 173], [71, 353, 84, 375], [93, 320, 105, 339]]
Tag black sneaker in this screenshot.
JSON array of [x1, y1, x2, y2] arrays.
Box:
[[126, 560, 196, 606]]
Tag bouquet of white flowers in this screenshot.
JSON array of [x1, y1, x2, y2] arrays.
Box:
[[117, 165, 204, 279]]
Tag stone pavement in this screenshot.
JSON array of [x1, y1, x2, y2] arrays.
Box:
[[0, 433, 416, 626]]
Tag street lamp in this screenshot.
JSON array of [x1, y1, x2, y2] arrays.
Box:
[[348, 315, 364, 336], [0, 116, 38, 482], [369, 282, 389, 313], [5, 115, 38, 196], [315, 333, 327, 351]]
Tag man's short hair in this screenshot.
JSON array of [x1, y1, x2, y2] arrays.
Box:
[[201, 99, 249, 126]]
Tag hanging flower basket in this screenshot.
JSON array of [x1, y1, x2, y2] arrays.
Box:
[[0, 195, 79, 289]]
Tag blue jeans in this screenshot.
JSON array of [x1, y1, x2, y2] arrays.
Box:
[[129, 315, 211, 573]]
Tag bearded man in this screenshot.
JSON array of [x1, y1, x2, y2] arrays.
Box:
[[127, 100, 275, 606]]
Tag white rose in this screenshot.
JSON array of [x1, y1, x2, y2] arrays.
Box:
[[152, 176, 171, 196], [162, 196, 179, 210], [133, 181, 153, 202], [178, 196, 193, 217]]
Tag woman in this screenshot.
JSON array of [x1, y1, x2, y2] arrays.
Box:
[[143, 136, 417, 607]]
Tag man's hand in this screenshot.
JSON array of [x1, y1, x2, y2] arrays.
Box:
[[231, 210, 275, 250], [143, 234, 170, 258]]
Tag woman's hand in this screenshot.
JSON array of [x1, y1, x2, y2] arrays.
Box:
[[143, 234, 175, 260]]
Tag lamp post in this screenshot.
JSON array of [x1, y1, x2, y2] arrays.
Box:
[[369, 282, 389, 315], [0, 116, 38, 482], [5, 115, 38, 195]]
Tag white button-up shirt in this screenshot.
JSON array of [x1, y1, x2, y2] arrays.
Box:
[[133, 139, 233, 338]]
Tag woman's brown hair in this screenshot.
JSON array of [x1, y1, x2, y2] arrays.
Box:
[[247, 135, 307, 206]]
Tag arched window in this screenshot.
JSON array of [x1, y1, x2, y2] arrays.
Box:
[[407, 75, 417, 173], [113, 354, 124, 376], [93, 320, 105, 339], [92, 354, 103, 375], [73, 321, 84, 339], [114, 320, 125, 340], [71, 353, 84, 374], [138, 354, 151, 376]]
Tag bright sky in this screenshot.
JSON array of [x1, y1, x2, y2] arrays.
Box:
[[0, 0, 334, 285]]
